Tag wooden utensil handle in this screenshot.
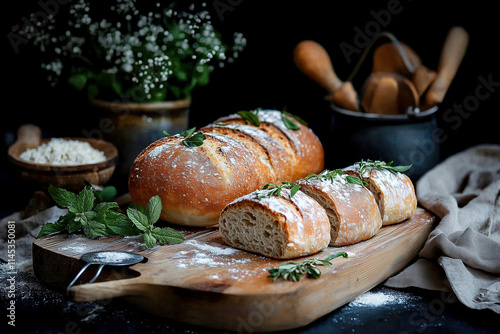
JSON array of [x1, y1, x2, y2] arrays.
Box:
[[17, 124, 42, 148], [425, 26, 469, 106], [69, 276, 149, 302], [293, 40, 343, 94]]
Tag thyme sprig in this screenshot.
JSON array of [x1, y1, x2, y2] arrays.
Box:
[[256, 182, 301, 200], [305, 169, 367, 186], [356, 159, 412, 178], [267, 252, 348, 282]]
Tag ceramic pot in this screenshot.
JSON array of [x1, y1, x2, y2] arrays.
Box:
[[90, 98, 190, 184]]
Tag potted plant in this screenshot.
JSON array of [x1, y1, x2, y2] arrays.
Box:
[[12, 0, 246, 180]]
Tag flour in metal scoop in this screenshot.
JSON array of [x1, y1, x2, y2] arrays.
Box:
[[91, 252, 135, 264]]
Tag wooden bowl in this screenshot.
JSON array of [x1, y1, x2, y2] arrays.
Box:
[[7, 124, 118, 191]]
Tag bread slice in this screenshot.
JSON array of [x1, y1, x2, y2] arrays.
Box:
[[343, 165, 417, 225], [296, 174, 382, 246], [219, 188, 330, 259]]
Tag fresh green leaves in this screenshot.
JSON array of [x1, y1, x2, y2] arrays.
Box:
[[305, 169, 367, 186], [282, 111, 308, 126], [127, 196, 184, 248], [182, 132, 206, 148], [162, 127, 206, 148], [38, 185, 184, 249], [281, 115, 300, 130], [267, 252, 348, 282], [256, 182, 301, 200], [355, 159, 412, 177], [237, 111, 260, 127]]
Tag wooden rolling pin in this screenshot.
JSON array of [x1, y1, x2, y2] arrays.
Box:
[[423, 26, 469, 108], [294, 40, 359, 111]]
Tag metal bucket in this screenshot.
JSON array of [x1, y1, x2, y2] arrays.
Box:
[[323, 104, 440, 182]]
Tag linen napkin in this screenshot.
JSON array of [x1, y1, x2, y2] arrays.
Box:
[[385, 144, 500, 314]]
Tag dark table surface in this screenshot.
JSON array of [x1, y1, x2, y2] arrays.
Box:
[[1, 255, 499, 334]]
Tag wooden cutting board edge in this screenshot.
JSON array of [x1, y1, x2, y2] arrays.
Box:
[[32, 208, 437, 332]]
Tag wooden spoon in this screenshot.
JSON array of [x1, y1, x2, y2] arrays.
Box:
[[372, 42, 422, 77], [294, 40, 359, 111], [412, 65, 437, 98], [362, 73, 419, 115], [423, 26, 469, 109]]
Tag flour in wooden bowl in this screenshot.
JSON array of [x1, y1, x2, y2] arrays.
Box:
[[20, 138, 106, 165]]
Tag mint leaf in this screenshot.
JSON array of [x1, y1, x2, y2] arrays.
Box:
[[128, 203, 145, 214], [145, 195, 162, 225], [37, 213, 73, 238], [237, 111, 260, 126], [67, 219, 83, 234], [127, 208, 150, 232], [182, 132, 206, 147], [76, 186, 95, 212], [48, 185, 78, 211], [282, 111, 308, 126], [105, 212, 140, 236], [142, 232, 157, 249], [83, 220, 107, 239], [151, 227, 184, 245], [180, 127, 196, 137], [281, 115, 300, 130]]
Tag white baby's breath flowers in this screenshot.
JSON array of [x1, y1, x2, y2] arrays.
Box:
[[13, 0, 246, 102]]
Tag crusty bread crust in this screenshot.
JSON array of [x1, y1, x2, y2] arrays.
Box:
[[218, 189, 330, 259], [343, 166, 417, 225], [296, 177, 382, 246], [128, 110, 324, 227]]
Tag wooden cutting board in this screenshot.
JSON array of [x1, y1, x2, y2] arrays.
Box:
[[32, 208, 436, 332]]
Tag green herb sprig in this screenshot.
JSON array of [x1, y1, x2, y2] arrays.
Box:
[[356, 159, 412, 178], [37, 185, 184, 249], [256, 182, 300, 200], [305, 169, 366, 186], [267, 252, 348, 282], [163, 127, 206, 148]]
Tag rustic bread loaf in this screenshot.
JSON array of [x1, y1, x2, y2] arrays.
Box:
[[343, 163, 417, 225], [296, 172, 383, 246], [218, 188, 331, 259], [128, 109, 324, 227]]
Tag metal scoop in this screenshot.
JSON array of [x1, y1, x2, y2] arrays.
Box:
[[66, 250, 144, 294]]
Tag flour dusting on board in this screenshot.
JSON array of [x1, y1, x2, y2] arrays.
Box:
[[172, 240, 266, 279]]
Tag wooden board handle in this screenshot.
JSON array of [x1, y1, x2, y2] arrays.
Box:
[[293, 40, 343, 94], [424, 26, 469, 107], [69, 276, 149, 303]]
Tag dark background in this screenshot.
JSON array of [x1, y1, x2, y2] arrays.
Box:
[[2, 0, 499, 213]]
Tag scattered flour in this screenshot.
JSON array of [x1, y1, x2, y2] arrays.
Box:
[[348, 288, 419, 308], [58, 242, 91, 254], [20, 138, 106, 165]]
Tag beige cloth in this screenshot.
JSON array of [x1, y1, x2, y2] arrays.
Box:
[[385, 144, 500, 314]]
